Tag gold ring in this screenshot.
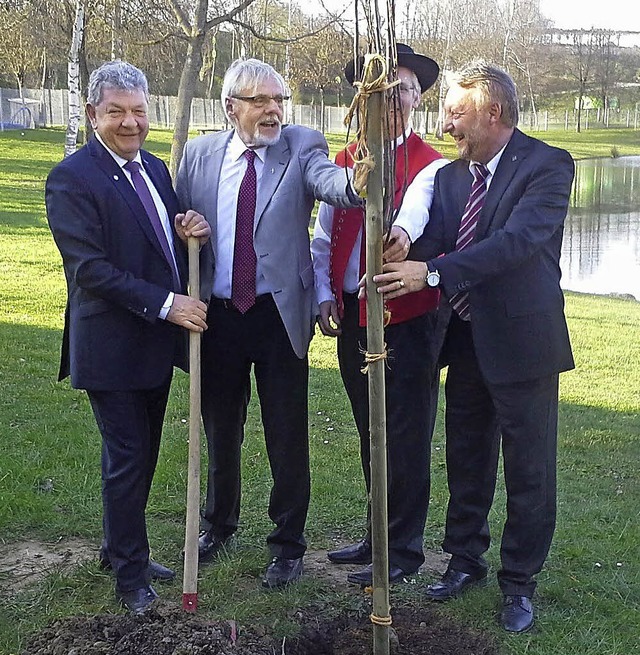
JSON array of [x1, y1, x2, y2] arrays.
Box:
[[398, 279, 405, 288]]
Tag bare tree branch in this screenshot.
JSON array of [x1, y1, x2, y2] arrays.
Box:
[[204, 0, 257, 32], [165, 0, 192, 36], [132, 30, 183, 47], [225, 15, 341, 44]]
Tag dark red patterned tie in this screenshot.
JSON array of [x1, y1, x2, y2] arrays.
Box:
[[124, 160, 180, 291], [232, 150, 257, 313], [450, 162, 489, 321]]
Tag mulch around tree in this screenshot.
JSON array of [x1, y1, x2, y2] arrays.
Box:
[[22, 601, 498, 655]]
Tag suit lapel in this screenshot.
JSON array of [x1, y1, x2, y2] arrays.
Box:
[[255, 138, 289, 227], [475, 129, 530, 238], [142, 153, 174, 218], [142, 152, 189, 285], [205, 133, 231, 242], [88, 138, 166, 261]]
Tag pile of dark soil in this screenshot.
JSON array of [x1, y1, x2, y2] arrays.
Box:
[[22, 601, 498, 655]]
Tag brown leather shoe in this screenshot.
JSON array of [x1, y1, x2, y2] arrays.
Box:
[[425, 568, 487, 601], [327, 539, 372, 565], [262, 556, 304, 589]]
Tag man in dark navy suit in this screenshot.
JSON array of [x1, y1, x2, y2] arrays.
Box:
[[45, 60, 210, 614], [372, 61, 574, 633]]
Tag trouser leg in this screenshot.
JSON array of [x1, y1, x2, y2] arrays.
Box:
[[491, 374, 559, 597], [441, 317, 499, 576], [253, 298, 310, 558], [200, 303, 251, 539], [89, 379, 170, 591]]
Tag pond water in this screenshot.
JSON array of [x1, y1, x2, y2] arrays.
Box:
[[561, 155, 640, 300]]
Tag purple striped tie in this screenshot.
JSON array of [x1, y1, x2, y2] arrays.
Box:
[[231, 150, 257, 313], [450, 162, 489, 321], [124, 160, 180, 291]]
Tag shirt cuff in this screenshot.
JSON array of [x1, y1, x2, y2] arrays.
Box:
[[159, 292, 174, 320]]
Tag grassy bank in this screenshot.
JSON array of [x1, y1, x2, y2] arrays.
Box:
[[0, 128, 638, 654], [326, 126, 640, 160]]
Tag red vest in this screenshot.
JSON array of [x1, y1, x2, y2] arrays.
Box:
[[330, 132, 442, 326]]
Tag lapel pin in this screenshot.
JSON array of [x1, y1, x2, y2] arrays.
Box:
[[270, 167, 275, 174], [113, 174, 119, 181], [511, 155, 517, 162]]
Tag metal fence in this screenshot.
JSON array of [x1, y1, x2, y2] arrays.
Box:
[[1, 87, 638, 133], [520, 108, 640, 131]]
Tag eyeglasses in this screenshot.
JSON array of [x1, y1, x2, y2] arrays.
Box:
[[231, 94, 290, 108], [386, 84, 417, 100]]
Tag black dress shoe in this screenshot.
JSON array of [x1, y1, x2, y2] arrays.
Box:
[[99, 557, 176, 582], [116, 585, 158, 615], [262, 557, 304, 589], [501, 595, 534, 633], [198, 530, 230, 563], [327, 540, 372, 565], [425, 568, 487, 601], [147, 560, 176, 581], [346, 563, 409, 586]]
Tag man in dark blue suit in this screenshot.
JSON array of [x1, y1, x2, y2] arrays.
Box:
[[372, 61, 574, 633], [45, 60, 210, 614]]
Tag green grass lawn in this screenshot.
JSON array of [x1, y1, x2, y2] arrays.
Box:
[[0, 127, 638, 654]]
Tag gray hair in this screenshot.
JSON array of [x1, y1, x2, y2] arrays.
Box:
[[450, 60, 519, 128], [221, 58, 288, 119], [87, 60, 149, 107]]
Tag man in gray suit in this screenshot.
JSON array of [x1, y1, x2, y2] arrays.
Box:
[[176, 58, 359, 589]]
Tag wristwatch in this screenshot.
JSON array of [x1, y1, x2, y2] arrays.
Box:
[[425, 263, 440, 288]]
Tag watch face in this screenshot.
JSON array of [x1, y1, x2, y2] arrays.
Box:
[[427, 272, 440, 287]]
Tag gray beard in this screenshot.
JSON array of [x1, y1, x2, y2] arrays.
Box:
[[251, 125, 281, 147]]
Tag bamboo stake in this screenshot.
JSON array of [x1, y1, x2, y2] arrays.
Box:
[[182, 236, 201, 612], [363, 58, 391, 655]]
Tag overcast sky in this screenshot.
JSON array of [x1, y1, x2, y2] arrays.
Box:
[[539, 0, 640, 31], [309, 0, 640, 33]]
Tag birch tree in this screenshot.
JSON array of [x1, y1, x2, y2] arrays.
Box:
[[65, 0, 85, 157]]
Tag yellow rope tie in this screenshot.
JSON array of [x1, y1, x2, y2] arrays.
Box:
[[343, 53, 399, 197], [370, 611, 393, 627], [360, 342, 388, 374]]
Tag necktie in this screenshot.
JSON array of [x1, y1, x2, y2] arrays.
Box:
[[450, 162, 489, 321], [124, 160, 180, 291], [232, 150, 258, 313]]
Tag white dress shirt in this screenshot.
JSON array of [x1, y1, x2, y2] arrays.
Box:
[[95, 133, 177, 318], [311, 130, 449, 305], [470, 142, 507, 189], [212, 131, 270, 299]]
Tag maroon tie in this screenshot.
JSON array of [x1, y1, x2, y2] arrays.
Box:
[[450, 162, 489, 321], [124, 160, 180, 291], [232, 150, 258, 313]]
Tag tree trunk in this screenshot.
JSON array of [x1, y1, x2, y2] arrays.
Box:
[[364, 57, 390, 655], [435, 3, 454, 140], [79, 32, 91, 144], [65, 0, 84, 158], [576, 80, 585, 133], [111, 0, 122, 59], [170, 30, 206, 179]]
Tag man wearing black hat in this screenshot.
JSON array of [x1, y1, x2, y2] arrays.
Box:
[[311, 43, 448, 585]]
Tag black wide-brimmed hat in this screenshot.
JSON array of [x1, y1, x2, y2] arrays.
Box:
[[344, 43, 440, 94]]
